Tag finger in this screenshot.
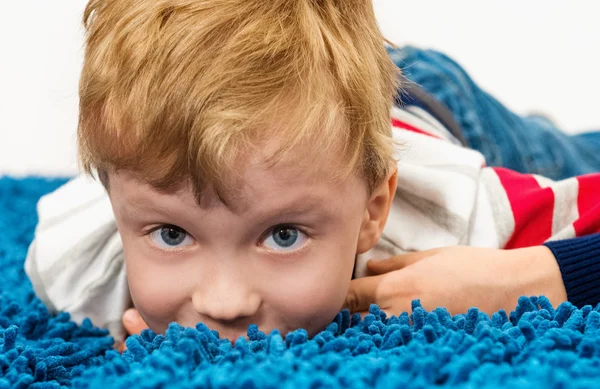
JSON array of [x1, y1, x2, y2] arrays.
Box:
[[366, 249, 441, 275], [343, 274, 384, 313], [122, 308, 149, 336], [113, 340, 124, 352], [116, 341, 127, 353]]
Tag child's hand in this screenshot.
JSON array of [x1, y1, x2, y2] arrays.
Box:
[[343, 246, 567, 317], [117, 308, 149, 352]]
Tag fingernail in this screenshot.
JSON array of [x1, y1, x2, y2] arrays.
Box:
[[123, 309, 139, 324]]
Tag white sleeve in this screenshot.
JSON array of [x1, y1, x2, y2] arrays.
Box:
[[353, 122, 487, 278], [354, 107, 598, 280], [24, 174, 129, 341]]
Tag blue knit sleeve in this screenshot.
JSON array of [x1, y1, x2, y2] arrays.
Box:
[[544, 234, 600, 308]]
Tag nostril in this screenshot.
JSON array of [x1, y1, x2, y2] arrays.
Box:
[[211, 307, 248, 323], [192, 291, 262, 323]]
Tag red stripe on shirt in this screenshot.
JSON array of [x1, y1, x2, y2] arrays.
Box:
[[573, 174, 600, 236], [493, 168, 555, 249], [391, 118, 441, 139]]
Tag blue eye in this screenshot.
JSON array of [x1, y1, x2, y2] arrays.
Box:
[[149, 225, 194, 249], [263, 226, 307, 251]]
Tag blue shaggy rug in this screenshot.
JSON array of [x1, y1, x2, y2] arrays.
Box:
[[2, 176, 600, 389]]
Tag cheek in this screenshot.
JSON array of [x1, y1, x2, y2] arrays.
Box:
[[284, 275, 351, 337], [124, 247, 190, 333], [263, 236, 358, 336]]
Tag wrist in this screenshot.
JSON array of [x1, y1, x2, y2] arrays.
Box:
[[507, 246, 567, 308]]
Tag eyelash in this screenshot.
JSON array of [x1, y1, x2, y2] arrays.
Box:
[[260, 224, 311, 242], [143, 224, 193, 254], [143, 224, 180, 237], [142, 224, 312, 246]]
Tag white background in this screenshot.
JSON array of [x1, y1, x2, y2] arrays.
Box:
[[1, 0, 599, 177]]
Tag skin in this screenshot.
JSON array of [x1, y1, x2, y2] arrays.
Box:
[[107, 139, 398, 343], [344, 246, 568, 317], [121, 245, 568, 349]]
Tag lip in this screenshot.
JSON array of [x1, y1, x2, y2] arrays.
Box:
[[172, 308, 268, 342], [217, 331, 249, 343]]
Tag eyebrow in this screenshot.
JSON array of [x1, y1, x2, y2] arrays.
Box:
[[120, 199, 179, 222], [121, 194, 332, 224], [256, 199, 331, 223]]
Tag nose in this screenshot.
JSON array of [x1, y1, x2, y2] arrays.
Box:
[[191, 273, 262, 324]]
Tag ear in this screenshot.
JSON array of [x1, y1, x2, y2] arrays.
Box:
[[356, 167, 398, 254]]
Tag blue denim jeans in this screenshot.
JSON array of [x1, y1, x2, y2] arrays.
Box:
[[390, 46, 600, 180]]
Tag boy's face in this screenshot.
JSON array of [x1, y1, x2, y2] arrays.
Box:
[[108, 141, 380, 341]]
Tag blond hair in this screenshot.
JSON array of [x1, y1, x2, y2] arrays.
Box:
[[78, 0, 401, 201]]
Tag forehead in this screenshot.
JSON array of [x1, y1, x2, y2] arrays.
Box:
[[245, 135, 348, 184], [109, 137, 367, 214]]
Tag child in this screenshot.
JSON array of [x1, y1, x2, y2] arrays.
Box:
[[25, 0, 600, 344]]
